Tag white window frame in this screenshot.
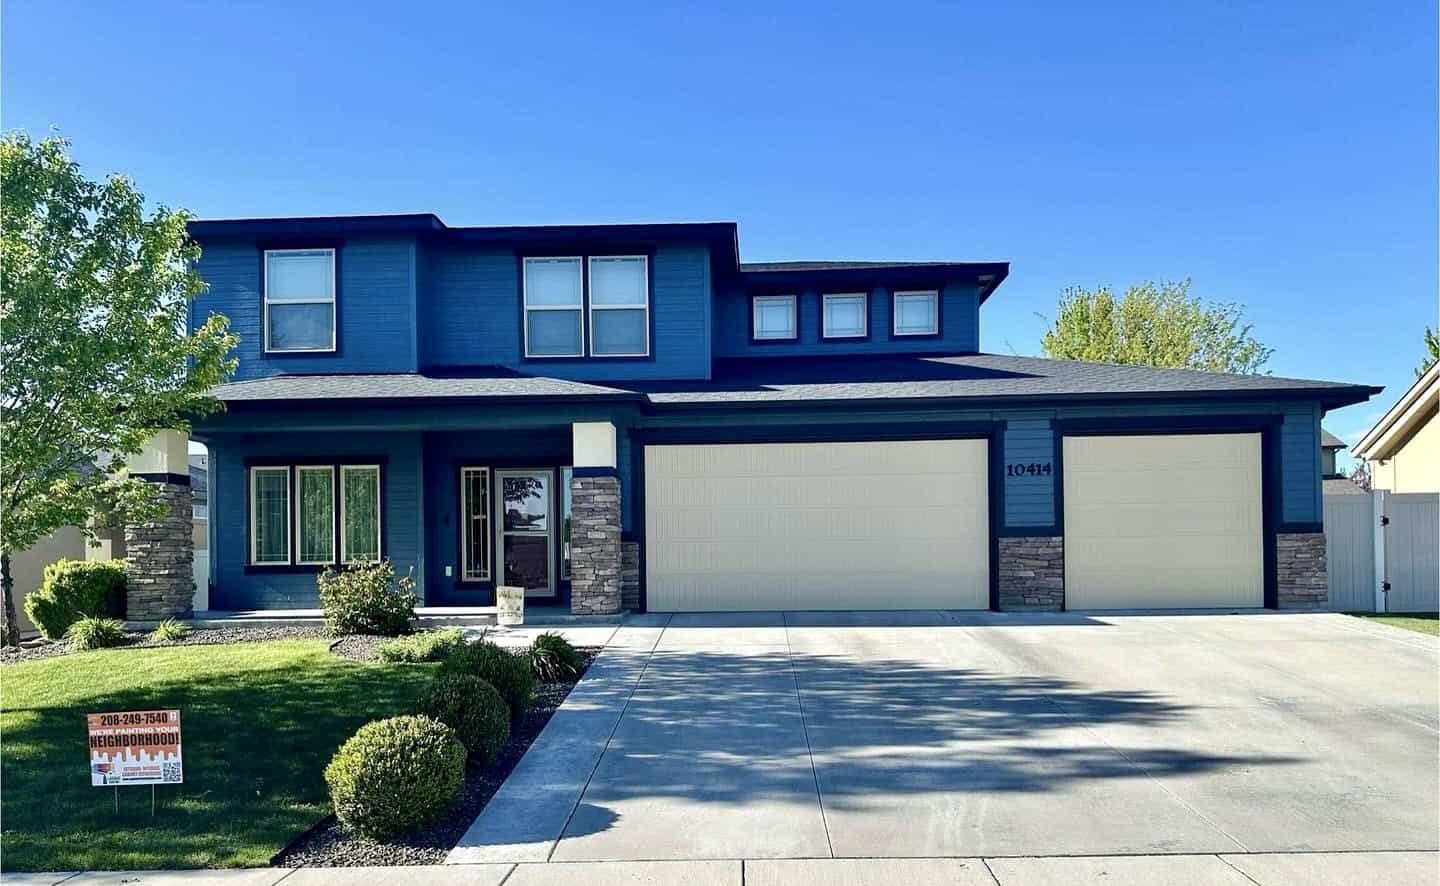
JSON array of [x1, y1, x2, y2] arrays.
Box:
[[263, 248, 337, 353], [339, 464, 382, 564], [249, 466, 292, 565], [522, 256, 584, 358], [460, 466, 491, 582], [822, 292, 868, 339], [892, 290, 940, 336], [294, 465, 336, 566], [752, 294, 798, 341], [587, 255, 650, 357]]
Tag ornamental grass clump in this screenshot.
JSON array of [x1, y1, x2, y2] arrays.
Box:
[[65, 616, 127, 650], [526, 631, 582, 681], [323, 715, 465, 839], [148, 618, 190, 644]]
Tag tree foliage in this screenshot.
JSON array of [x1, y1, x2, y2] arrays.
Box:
[[1417, 327, 1438, 379], [0, 132, 236, 643], [1040, 279, 1272, 375]]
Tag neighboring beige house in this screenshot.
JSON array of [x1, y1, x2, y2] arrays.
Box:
[[8, 527, 89, 636], [1354, 363, 1440, 493]]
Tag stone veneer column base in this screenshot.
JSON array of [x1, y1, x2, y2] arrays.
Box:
[[124, 481, 194, 620], [620, 540, 641, 611], [1276, 532, 1328, 609], [998, 535, 1065, 611], [569, 474, 622, 615]]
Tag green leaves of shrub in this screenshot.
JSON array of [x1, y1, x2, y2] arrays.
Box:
[[324, 715, 465, 840], [66, 616, 127, 650], [439, 640, 536, 720], [317, 559, 417, 636], [23, 559, 127, 640], [419, 674, 510, 766], [147, 618, 190, 644], [376, 628, 465, 663], [527, 631, 582, 681]]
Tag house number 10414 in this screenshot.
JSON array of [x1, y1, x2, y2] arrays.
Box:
[[1006, 462, 1053, 477]]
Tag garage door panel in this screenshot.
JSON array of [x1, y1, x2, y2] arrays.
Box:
[[645, 440, 989, 612], [1064, 434, 1263, 610]]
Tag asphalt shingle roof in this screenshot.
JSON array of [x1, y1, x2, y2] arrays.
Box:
[[212, 373, 639, 403], [1320, 428, 1347, 448]]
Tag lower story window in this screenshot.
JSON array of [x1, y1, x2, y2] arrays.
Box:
[[250, 467, 291, 564], [461, 467, 491, 581], [341, 465, 381, 563], [297, 466, 335, 564], [249, 462, 382, 566]]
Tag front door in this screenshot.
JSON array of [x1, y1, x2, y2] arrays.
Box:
[[497, 469, 554, 599]]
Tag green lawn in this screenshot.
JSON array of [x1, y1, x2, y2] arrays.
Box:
[[1347, 612, 1440, 636], [1, 640, 435, 871]]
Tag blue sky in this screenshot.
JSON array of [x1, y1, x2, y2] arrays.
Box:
[[4, 1, 1436, 459]]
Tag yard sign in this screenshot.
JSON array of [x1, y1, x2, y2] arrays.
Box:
[[87, 710, 183, 786]]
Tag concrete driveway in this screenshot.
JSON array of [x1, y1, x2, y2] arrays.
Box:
[[450, 611, 1439, 864]]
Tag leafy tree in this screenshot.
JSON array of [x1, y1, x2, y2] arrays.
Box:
[[1348, 460, 1371, 493], [1417, 327, 1438, 378], [0, 133, 236, 645], [1041, 279, 1272, 374]]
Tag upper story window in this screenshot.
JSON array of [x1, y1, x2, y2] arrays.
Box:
[[752, 295, 797, 341], [893, 290, 940, 336], [589, 256, 649, 357], [822, 292, 868, 339], [523, 257, 584, 357], [264, 249, 336, 352]]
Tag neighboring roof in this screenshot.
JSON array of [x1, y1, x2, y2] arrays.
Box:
[[1353, 363, 1439, 460], [1324, 477, 1367, 495], [189, 460, 207, 503], [205, 356, 1379, 412], [1321, 428, 1347, 449]]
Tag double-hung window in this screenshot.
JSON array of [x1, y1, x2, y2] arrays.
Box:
[[264, 249, 336, 352], [249, 463, 382, 566], [822, 292, 868, 339], [893, 290, 940, 336], [523, 258, 584, 357], [752, 295, 798, 341], [588, 256, 649, 356]]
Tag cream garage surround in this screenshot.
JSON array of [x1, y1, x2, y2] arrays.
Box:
[[643, 439, 990, 611]]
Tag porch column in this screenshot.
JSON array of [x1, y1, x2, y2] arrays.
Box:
[[122, 430, 195, 621], [569, 422, 623, 615]]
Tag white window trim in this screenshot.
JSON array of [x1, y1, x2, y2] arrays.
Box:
[[892, 290, 940, 336], [523, 256, 584, 358], [587, 255, 650, 357], [294, 465, 336, 566], [339, 464, 382, 564], [752, 294, 798, 341], [460, 466, 491, 581], [263, 248, 337, 354], [249, 466, 292, 565], [822, 292, 869, 339]]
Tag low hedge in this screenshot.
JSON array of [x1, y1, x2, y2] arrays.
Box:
[[418, 674, 510, 765], [439, 640, 537, 720], [23, 559, 127, 640], [323, 715, 465, 840], [376, 628, 465, 663]]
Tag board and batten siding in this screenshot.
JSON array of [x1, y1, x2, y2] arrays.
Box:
[[1002, 419, 1056, 527], [711, 282, 980, 358], [1280, 404, 1323, 525], [209, 432, 424, 610], [195, 237, 419, 380]]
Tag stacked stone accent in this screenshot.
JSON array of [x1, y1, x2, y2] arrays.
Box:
[[620, 540, 641, 611], [124, 481, 194, 620], [569, 474, 622, 615], [998, 536, 1065, 610], [1277, 531, 1328, 608]]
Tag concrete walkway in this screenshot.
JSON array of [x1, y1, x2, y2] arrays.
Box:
[[12, 851, 1440, 884]]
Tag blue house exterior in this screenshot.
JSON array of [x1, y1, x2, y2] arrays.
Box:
[[186, 215, 1377, 615]]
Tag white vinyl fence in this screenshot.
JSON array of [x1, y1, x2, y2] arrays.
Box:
[[1323, 491, 1439, 613]]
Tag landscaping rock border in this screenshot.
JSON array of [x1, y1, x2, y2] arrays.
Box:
[[0, 625, 329, 666]]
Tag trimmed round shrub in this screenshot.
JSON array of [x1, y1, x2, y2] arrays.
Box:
[[66, 616, 127, 650], [527, 631, 582, 682], [24, 559, 127, 640], [376, 627, 465, 663], [317, 559, 417, 636], [419, 674, 510, 765], [324, 715, 465, 840], [440, 640, 537, 720]]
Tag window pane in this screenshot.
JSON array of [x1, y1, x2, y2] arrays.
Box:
[[253, 469, 289, 563], [503, 535, 549, 591], [526, 309, 582, 356], [591, 309, 647, 355], [824, 295, 867, 337], [590, 257, 646, 306], [343, 467, 380, 561], [502, 474, 549, 533], [268, 302, 333, 350], [462, 468, 490, 581], [298, 468, 334, 563], [524, 258, 582, 307], [267, 250, 333, 301], [755, 298, 795, 339], [895, 292, 938, 335], [561, 467, 573, 580]]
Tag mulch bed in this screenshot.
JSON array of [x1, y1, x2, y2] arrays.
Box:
[[0, 625, 330, 666], [272, 647, 601, 867]]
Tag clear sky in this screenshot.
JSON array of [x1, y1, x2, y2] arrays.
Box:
[[4, 1, 1436, 461]]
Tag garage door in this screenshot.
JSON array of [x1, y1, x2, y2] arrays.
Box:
[[1063, 433, 1263, 609], [644, 440, 989, 611]]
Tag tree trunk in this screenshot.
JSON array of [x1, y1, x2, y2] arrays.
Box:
[[1, 552, 17, 648]]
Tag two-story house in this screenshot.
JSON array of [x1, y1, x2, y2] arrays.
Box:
[[184, 214, 1378, 615]]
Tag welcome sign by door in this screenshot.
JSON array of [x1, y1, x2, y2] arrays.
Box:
[[496, 585, 525, 626]]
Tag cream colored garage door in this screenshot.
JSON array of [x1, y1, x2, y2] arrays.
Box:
[[644, 440, 989, 612], [1063, 433, 1263, 609]]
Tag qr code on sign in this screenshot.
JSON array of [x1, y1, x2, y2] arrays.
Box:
[[162, 762, 182, 783]]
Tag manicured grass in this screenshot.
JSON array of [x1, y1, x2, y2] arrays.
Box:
[[1347, 612, 1440, 636], [1, 640, 436, 871]]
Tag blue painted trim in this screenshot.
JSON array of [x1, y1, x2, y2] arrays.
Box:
[[573, 466, 618, 478], [739, 262, 1009, 304], [1277, 521, 1325, 534]]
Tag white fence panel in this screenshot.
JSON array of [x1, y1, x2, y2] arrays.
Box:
[[192, 548, 210, 612], [1324, 494, 1376, 612], [1385, 493, 1440, 613]]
